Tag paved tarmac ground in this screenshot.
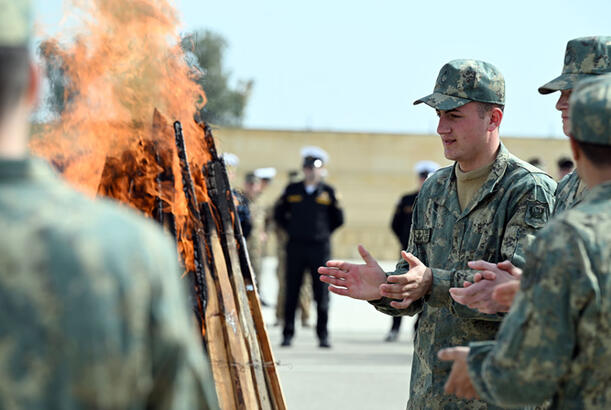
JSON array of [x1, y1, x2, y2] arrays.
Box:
[[258, 257, 417, 410]]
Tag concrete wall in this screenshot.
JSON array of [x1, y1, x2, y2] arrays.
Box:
[[215, 127, 570, 261]]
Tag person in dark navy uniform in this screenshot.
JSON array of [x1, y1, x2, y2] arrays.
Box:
[[386, 160, 439, 342], [274, 146, 344, 348]]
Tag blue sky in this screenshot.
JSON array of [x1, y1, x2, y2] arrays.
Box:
[[34, 0, 611, 137]]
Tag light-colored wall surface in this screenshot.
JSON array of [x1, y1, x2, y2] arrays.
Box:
[[215, 127, 570, 261]]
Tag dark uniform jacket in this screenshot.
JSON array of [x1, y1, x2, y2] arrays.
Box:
[[234, 189, 252, 239], [391, 191, 418, 249], [274, 181, 343, 243]]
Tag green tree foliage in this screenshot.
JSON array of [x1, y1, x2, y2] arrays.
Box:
[[38, 39, 72, 117], [181, 30, 253, 126], [37, 31, 252, 126]]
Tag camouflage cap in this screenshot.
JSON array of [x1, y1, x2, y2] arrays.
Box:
[[569, 74, 611, 146], [0, 0, 32, 46], [539, 36, 611, 95], [414, 59, 505, 111]]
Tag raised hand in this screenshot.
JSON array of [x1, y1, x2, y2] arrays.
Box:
[[378, 251, 432, 309], [317, 245, 386, 301]]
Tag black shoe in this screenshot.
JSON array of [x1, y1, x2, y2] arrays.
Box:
[[319, 337, 331, 348], [281, 337, 292, 347], [385, 330, 399, 342]]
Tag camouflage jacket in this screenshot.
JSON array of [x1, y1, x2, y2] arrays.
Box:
[[0, 158, 219, 410], [468, 181, 611, 409], [371, 144, 556, 409], [553, 169, 588, 216]]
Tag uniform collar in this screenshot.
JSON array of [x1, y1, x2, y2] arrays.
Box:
[[581, 180, 611, 204], [302, 180, 322, 194], [435, 143, 509, 219]]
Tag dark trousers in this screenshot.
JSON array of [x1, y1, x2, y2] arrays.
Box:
[[391, 316, 402, 331], [283, 240, 330, 340]]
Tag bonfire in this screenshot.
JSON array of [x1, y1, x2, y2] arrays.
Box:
[[32, 1, 284, 409]]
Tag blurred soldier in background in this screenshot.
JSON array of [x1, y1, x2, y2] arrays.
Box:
[[250, 167, 276, 306], [527, 157, 545, 171], [0, 2, 218, 409], [255, 166, 276, 192], [440, 73, 611, 410], [275, 146, 343, 348], [556, 156, 574, 180], [240, 170, 262, 243], [386, 160, 438, 342], [274, 169, 312, 327]]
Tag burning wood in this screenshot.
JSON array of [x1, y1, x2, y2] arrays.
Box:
[[94, 113, 285, 409]]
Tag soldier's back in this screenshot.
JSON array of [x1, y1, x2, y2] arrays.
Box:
[[0, 158, 217, 409], [552, 182, 611, 408]]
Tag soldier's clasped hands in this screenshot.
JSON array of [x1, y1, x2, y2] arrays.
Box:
[[449, 260, 522, 314]]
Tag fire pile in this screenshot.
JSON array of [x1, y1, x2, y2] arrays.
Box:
[[31, 1, 284, 409]]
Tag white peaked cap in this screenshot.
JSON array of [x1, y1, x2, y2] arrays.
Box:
[[300, 146, 329, 164], [254, 167, 277, 179], [222, 152, 240, 167], [414, 160, 440, 175]]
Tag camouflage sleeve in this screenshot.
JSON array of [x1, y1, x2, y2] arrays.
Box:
[[466, 222, 593, 407], [146, 232, 220, 410], [429, 177, 556, 320], [503, 180, 556, 268], [553, 171, 584, 216]]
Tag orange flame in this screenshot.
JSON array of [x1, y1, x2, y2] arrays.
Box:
[[31, 0, 211, 275]]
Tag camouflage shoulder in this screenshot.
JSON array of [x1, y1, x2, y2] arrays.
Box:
[[504, 153, 557, 193], [418, 163, 453, 196], [555, 169, 580, 194], [555, 195, 611, 235]]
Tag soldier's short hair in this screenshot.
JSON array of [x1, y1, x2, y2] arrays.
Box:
[[557, 157, 574, 170], [476, 102, 505, 119], [0, 46, 30, 120], [575, 141, 611, 167], [245, 172, 260, 185]]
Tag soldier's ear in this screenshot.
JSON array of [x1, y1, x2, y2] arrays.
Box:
[[487, 107, 503, 131], [568, 136, 581, 163]]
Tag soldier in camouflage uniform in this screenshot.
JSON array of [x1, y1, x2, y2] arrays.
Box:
[[541, 36, 611, 216], [450, 36, 611, 316], [318, 60, 556, 409], [440, 74, 611, 409], [0, 2, 218, 409]]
